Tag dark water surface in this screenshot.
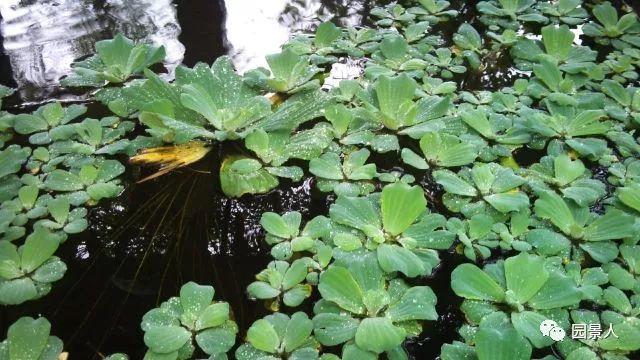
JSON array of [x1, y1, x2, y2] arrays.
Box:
[[2, 0, 637, 359]]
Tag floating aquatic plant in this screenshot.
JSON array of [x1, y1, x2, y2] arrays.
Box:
[[3, 0, 640, 359], [141, 281, 237, 359], [0, 316, 65, 359], [61, 33, 166, 87]]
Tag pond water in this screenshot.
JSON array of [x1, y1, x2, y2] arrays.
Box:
[[2, 0, 638, 359]]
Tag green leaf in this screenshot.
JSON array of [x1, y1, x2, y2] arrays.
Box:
[[342, 343, 376, 360], [179, 58, 270, 132], [235, 343, 276, 360], [380, 35, 408, 60], [329, 196, 381, 235], [20, 227, 61, 273], [283, 312, 313, 352], [385, 285, 437, 322], [602, 79, 631, 106], [400, 148, 429, 170], [282, 258, 309, 290], [440, 341, 477, 360], [195, 327, 236, 356], [12, 114, 48, 135], [377, 244, 426, 277], [318, 266, 365, 314], [31, 258, 66, 283], [434, 170, 477, 196], [7, 317, 51, 360], [195, 303, 229, 331], [461, 109, 494, 139], [476, 313, 532, 360], [283, 284, 312, 307], [511, 311, 554, 348], [504, 253, 548, 304], [220, 156, 279, 197], [541, 25, 574, 62], [554, 154, 585, 186], [0, 145, 31, 178], [355, 317, 406, 354], [312, 313, 359, 346], [180, 282, 214, 327], [315, 22, 341, 48], [533, 57, 562, 92], [18, 185, 38, 209], [484, 192, 529, 213], [375, 74, 417, 130], [598, 317, 640, 351], [64, 34, 165, 86], [47, 198, 70, 225], [420, 132, 477, 167], [592, 2, 619, 28], [257, 90, 332, 132], [44, 170, 84, 192], [583, 208, 636, 241], [144, 326, 191, 354], [0, 278, 38, 305], [533, 191, 575, 235], [261, 212, 296, 238], [247, 282, 280, 299], [247, 319, 280, 353], [603, 286, 632, 314], [309, 152, 343, 180], [451, 264, 506, 302], [527, 272, 582, 309], [381, 183, 426, 236], [618, 184, 640, 212]]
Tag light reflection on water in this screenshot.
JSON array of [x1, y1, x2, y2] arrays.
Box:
[[0, 0, 374, 103], [0, 0, 183, 102], [225, 0, 372, 73]]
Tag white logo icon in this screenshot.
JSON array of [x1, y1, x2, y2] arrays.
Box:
[[540, 319, 566, 341]]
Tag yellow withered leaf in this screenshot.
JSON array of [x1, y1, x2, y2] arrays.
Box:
[[130, 141, 211, 182]]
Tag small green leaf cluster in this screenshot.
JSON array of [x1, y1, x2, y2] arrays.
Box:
[[0, 92, 135, 304], [61, 33, 166, 87], [0, 316, 64, 359], [141, 282, 237, 359]]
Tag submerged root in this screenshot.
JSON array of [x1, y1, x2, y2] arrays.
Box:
[[130, 141, 212, 182]]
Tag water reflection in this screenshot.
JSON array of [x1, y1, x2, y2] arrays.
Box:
[[0, 0, 183, 102], [0, 0, 381, 103], [225, 0, 379, 73]]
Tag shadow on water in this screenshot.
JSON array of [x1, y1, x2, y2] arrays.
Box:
[[3, 0, 638, 359]]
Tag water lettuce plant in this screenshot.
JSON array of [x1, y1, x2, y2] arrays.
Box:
[[235, 312, 320, 360], [61, 33, 166, 87], [434, 162, 530, 218], [533, 190, 637, 263], [247, 258, 317, 310], [477, 0, 547, 30], [141, 281, 237, 359], [0, 227, 66, 305], [511, 24, 597, 73], [3, 0, 640, 359], [313, 251, 437, 359], [309, 148, 378, 196], [583, 2, 640, 50], [451, 253, 584, 350], [0, 316, 64, 359], [327, 182, 444, 277], [538, 0, 588, 26]]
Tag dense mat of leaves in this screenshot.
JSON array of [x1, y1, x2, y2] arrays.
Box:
[[1, 0, 640, 359]]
